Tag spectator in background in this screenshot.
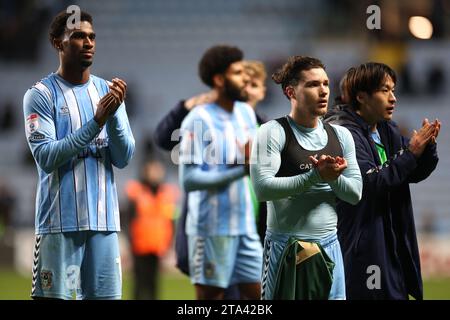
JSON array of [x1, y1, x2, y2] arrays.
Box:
[[0, 101, 16, 132], [0, 0, 50, 62], [0, 179, 15, 240], [125, 159, 179, 300]]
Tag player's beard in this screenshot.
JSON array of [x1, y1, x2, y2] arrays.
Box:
[[224, 78, 248, 102]]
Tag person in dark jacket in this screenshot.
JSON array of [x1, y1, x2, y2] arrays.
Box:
[[324, 62, 441, 300], [153, 60, 269, 299]]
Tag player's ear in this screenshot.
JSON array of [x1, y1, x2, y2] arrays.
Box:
[[52, 38, 63, 51], [356, 91, 367, 105], [285, 86, 295, 100], [213, 74, 224, 88]]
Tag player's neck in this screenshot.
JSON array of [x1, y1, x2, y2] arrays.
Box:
[[56, 64, 90, 85], [216, 95, 234, 113], [356, 108, 377, 132], [289, 108, 318, 128]]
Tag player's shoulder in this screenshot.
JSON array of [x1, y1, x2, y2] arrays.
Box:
[[329, 122, 351, 136], [181, 104, 209, 128], [89, 74, 105, 83], [29, 73, 54, 91], [328, 122, 354, 144], [26, 74, 55, 102], [235, 101, 253, 111], [259, 119, 285, 137], [187, 103, 213, 119], [90, 74, 108, 87], [235, 101, 256, 117]]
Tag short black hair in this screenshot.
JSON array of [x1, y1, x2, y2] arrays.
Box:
[[49, 10, 93, 45], [346, 62, 397, 110], [272, 56, 325, 99], [199, 45, 244, 87]]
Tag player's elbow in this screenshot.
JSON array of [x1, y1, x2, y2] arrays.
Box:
[[114, 140, 135, 169], [33, 148, 56, 174], [39, 163, 55, 174], [347, 191, 362, 205], [347, 183, 363, 205], [253, 183, 272, 202]]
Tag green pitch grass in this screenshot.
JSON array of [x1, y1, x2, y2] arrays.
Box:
[[0, 267, 449, 300], [0, 268, 195, 300]]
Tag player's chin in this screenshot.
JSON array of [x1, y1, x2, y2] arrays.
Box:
[[80, 59, 93, 68], [316, 108, 327, 117], [236, 91, 249, 102]]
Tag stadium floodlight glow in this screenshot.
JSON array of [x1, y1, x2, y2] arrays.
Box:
[[408, 16, 433, 39]]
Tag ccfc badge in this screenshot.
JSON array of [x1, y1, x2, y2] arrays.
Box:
[[40, 270, 53, 289]]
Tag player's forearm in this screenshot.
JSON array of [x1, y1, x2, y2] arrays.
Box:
[[408, 142, 439, 183], [33, 119, 101, 173], [329, 173, 362, 205], [106, 106, 135, 168], [251, 166, 322, 201], [181, 164, 246, 192]]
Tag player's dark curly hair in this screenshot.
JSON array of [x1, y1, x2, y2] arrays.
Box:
[[345, 62, 397, 110], [272, 56, 325, 99], [199, 45, 244, 87], [49, 10, 93, 45]]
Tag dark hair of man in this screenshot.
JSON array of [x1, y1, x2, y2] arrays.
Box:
[[49, 10, 93, 45], [346, 62, 397, 110], [272, 56, 325, 99], [198, 45, 244, 87]]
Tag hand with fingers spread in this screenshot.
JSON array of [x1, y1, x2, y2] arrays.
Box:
[[408, 118, 438, 158], [94, 78, 127, 127], [309, 154, 348, 182]]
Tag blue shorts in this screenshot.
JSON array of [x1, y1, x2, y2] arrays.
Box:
[[261, 231, 346, 300], [188, 234, 263, 288], [31, 231, 122, 300]]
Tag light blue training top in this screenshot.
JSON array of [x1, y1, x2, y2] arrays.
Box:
[[250, 117, 362, 240]]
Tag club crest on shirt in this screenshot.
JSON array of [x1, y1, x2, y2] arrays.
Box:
[[40, 270, 53, 290], [204, 262, 215, 279], [59, 106, 70, 115], [26, 113, 39, 134]]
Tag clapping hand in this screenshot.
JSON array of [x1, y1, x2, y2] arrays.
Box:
[[309, 154, 347, 182], [94, 78, 127, 127]]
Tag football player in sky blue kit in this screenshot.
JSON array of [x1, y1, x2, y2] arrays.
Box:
[[23, 10, 134, 299], [179, 45, 263, 299], [250, 56, 362, 299]]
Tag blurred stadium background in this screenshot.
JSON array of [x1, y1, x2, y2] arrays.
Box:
[[0, 0, 450, 299]]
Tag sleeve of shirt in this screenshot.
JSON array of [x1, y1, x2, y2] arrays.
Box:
[[181, 164, 246, 192], [178, 111, 246, 191], [350, 128, 418, 193], [106, 102, 135, 168], [154, 100, 190, 151], [328, 125, 363, 205], [23, 87, 101, 174], [406, 137, 439, 183], [250, 121, 323, 202]]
